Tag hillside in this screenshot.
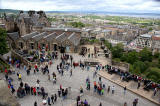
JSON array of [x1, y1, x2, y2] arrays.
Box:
[[0, 9, 21, 13]]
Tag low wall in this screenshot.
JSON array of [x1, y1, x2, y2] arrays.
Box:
[[11, 50, 38, 66], [111, 60, 129, 71]]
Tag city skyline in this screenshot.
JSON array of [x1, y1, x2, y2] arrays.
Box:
[[0, 0, 160, 13]]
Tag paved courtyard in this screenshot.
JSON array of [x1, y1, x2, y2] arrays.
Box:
[[2, 52, 158, 106]]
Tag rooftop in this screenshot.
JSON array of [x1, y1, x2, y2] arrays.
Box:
[[43, 27, 81, 32], [140, 34, 152, 38], [7, 32, 19, 41], [102, 29, 112, 33], [44, 32, 57, 42], [32, 32, 47, 41], [21, 32, 39, 41], [152, 36, 160, 41]]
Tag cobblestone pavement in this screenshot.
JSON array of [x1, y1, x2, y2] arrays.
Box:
[[1, 53, 159, 106]]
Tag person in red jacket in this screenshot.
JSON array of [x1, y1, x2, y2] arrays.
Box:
[[33, 87, 36, 96], [5, 69, 8, 74]]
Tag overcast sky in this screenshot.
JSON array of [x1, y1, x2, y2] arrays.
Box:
[[0, 0, 160, 13]]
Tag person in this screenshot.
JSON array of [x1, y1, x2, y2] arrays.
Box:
[[10, 85, 15, 94], [137, 81, 141, 89], [18, 73, 22, 81], [80, 86, 83, 94], [94, 81, 97, 92], [124, 102, 127, 106], [37, 79, 40, 84], [48, 74, 50, 81], [101, 88, 104, 95], [20, 81, 24, 87], [153, 87, 157, 96], [34, 101, 37, 106], [93, 71, 97, 78], [111, 86, 115, 94], [124, 86, 127, 95], [70, 69, 72, 77], [107, 86, 110, 93], [133, 98, 138, 106], [84, 99, 88, 106], [34, 69, 36, 74], [51, 95, 54, 104], [27, 69, 30, 75], [36, 83, 40, 91], [54, 94, 57, 102], [87, 66, 90, 71], [33, 87, 36, 95], [24, 65, 26, 71], [53, 77, 56, 84], [99, 102, 102, 106], [58, 89, 61, 97], [76, 96, 80, 106], [5, 74, 8, 80], [47, 96, 51, 105]]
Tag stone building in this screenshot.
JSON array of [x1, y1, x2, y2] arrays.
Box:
[[5, 11, 81, 53], [16, 28, 81, 53], [16, 10, 51, 36], [3, 13, 17, 32], [4, 10, 51, 35], [152, 35, 160, 52], [135, 34, 152, 48]]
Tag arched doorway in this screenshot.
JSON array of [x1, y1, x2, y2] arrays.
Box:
[[53, 44, 57, 51], [66, 46, 70, 52], [60, 46, 65, 53]]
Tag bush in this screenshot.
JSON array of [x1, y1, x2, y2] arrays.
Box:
[[144, 67, 160, 83]]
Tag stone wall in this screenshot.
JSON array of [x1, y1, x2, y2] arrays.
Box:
[[111, 60, 129, 71], [0, 80, 20, 106], [11, 49, 38, 66]]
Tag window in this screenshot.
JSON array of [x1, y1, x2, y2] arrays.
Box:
[[19, 42, 23, 49], [30, 43, 34, 49]]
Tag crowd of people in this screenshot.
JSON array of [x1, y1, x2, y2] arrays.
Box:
[[105, 64, 160, 96], [1, 46, 159, 106]]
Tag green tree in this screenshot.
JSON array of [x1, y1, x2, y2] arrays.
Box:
[[0, 28, 8, 55], [139, 47, 152, 62], [120, 53, 128, 62], [153, 52, 160, 58], [104, 40, 112, 50], [145, 68, 160, 83], [111, 43, 123, 58], [133, 61, 148, 73], [70, 22, 85, 28], [127, 51, 139, 64]]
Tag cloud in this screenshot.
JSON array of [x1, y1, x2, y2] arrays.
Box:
[[154, 0, 160, 2], [1, 0, 160, 13]]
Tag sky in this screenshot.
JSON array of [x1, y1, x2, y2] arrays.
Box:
[[0, 0, 160, 13]]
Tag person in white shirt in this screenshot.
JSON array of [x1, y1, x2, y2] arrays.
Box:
[[112, 86, 115, 94]]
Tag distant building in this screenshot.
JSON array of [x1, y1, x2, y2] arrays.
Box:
[[97, 29, 112, 40], [4, 10, 51, 35], [81, 28, 92, 38], [152, 35, 160, 52], [0, 24, 5, 29], [136, 34, 152, 48]]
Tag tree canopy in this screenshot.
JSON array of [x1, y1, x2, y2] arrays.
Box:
[[111, 43, 123, 58], [139, 47, 152, 62], [69, 22, 85, 28], [0, 28, 8, 55]]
